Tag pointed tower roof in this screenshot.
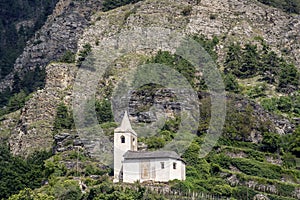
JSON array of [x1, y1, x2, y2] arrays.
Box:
[[114, 111, 137, 136]]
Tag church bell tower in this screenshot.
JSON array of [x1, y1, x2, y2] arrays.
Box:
[[113, 111, 137, 182]]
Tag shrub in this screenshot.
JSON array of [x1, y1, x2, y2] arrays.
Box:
[[77, 43, 92, 66], [95, 99, 114, 124], [224, 73, 240, 93], [53, 102, 74, 132], [102, 0, 142, 12], [277, 63, 299, 93], [258, 0, 300, 14], [181, 6, 193, 16], [261, 132, 280, 153], [59, 50, 75, 63], [0, 144, 52, 199], [276, 183, 296, 197], [145, 136, 166, 149], [232, 186, 257, 200], [148, 50, 196, 87], [231, 158, 282, 179]]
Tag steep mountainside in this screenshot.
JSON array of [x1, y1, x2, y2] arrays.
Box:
[[0, 0, 59, 80], [0, 0, 102, 92], [4, 0, 299, 156]]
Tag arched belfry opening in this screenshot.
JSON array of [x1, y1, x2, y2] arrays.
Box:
[[121, 135, 125, 143]]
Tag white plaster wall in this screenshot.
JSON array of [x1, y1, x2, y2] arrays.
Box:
[[152, 158, 170, 182], [114, 132, 137, 182], [169, 159, 185, 180], [181, 162, 186, 180], [123, 159, 141, 183], [123, 158, 185, 183]]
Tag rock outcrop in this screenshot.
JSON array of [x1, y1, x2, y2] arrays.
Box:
[[9, 63, 77, 156], [0, 0, 102, 92], [80, 0, 300, 69]]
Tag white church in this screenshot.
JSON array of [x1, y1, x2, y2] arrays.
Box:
[[113, 111, 186, 183]]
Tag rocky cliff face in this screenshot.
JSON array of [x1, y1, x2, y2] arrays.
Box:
[[187, 0, 300, 65], [80, 0, 300, 68], [4, 0, 300, 156], [9, 63, 77, 156], [0, 0, 102, 92]]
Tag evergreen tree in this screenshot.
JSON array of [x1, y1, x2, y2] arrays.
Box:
[[95, 99, 114, 124], [277, 63, 300, 93], [224, 73, 240, 93], [260, 51, 281, 83], [240, 44, 260, 78], [7, 90, 27, 112], [53, 102, 73, 132], [224, 43, 242, 76]]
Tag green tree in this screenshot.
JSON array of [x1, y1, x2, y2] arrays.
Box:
[[259, 51, 281, 83], [192, 35, 219, 61], [102, 0, 142, 11], [240, 44, 260, 78], [8, 188, 54, 200], [95, 99, 113, 124], [149, 50, 196, 86], [277, 63, 299, 93], [223, 73, 240, 93], [290, 127, 300, 156], [77, 43, 92, 65], [0, 144, 51, 199], [53, 102, 73, 132], [182, 141, 200, 166], [7, 89, 27, 112], [59, 50, 75, 63], [145, 137, 166, 149], [224, 43, 242, 76], [261, 132, 280, 153]]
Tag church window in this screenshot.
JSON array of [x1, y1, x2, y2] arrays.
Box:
[[173, 162, 177, 169], [161, 162, 165, 169], [121, 135, 125, 143]]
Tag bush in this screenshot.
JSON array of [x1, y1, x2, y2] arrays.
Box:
[[95, 99, 114, 124], [277, 63, 299, 93], [102, 0, 142, 12], [276, 183, 296, 197], [53, 102, 74, 132], [258, 0, 300, 14], [261, 132, 280, 153], [261, 94, 300, 117], [224, 73, 240, 93], [0, 144, 52, 199], [148, 50, 196, 87], [181, 6, 192, 16], [145, 136, 166, 149], [231, 158, 282, 179], [211, 184, 233, 196], [59, 50, 75, 63], [8, 188, 55, 200], [6, 89, 28, 112], [77, 43, 92, 66], [232, 186, 257, 200]]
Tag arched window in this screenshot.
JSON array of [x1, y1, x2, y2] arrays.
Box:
[[121, 135, 125, 143], [173, 162, 177, 169], [161, 162, 165, 169]]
